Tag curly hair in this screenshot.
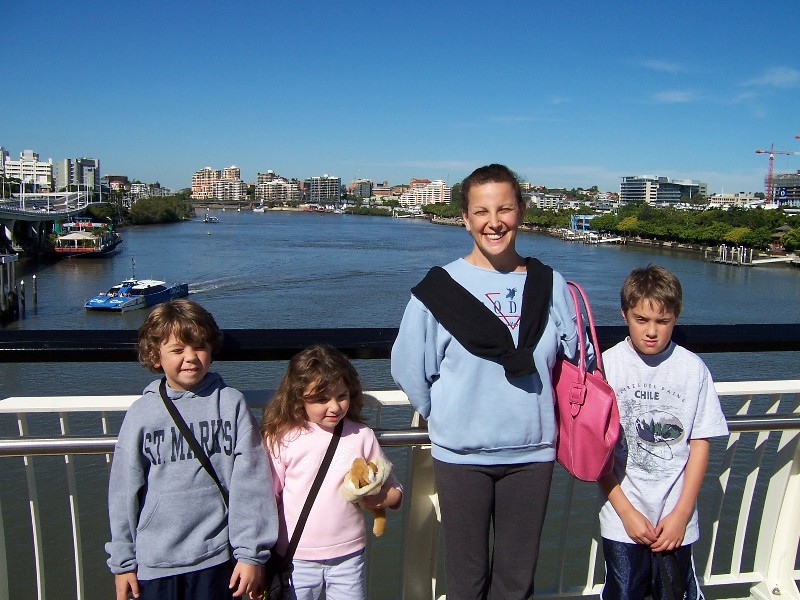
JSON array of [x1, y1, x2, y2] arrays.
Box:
[[261, 345, 365, 455], [137, 299, 223, 373], [620, 264, 683, 318]]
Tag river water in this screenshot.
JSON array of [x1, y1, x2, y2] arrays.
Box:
[[1, 209, 799, 598]]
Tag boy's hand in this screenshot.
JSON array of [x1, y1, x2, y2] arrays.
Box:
[[652, 508, 690, 552], [115, 572, 139, 600], [620, 507, 658, 546], [229, 561, 263, 599]]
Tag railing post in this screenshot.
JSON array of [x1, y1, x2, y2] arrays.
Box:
[[750, 406, 800, 600], [401, 415, 440, 600]]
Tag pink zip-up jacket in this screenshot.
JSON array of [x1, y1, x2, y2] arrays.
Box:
[[269, 418, 402, 561]]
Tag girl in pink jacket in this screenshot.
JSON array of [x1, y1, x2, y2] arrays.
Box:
[[261, 345, 402, 600]]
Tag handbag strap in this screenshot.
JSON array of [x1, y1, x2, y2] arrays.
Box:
[[565, 281, 605, 376], [283, 418, 344, 562], [159, 378, 229, 507], [655, 551, 685, 600]]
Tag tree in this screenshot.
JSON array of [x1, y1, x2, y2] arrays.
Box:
[[779, 228, 800, 252]]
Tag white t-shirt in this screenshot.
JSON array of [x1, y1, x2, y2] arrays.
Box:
[[598, 340, 728, 544]]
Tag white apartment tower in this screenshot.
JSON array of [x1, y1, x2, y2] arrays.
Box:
[[4, 150, 53, 191], [398, 179, 451, 207]]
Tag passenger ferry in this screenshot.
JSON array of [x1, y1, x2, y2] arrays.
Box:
[[84, 278, 189, 311], [52, 218, 122, 257]]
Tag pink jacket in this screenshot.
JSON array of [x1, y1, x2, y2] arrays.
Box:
[[269, 418, 401, 561]]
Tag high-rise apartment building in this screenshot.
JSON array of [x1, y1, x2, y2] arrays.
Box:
[[398, 179, 451, 207], [191, 167, 221, 199], [56, 157, 101, 191], [222, 166, 240, 181], [255, 171, 301, 203], [3, 150, 53, 191], [308, 175, 341, 204], [192, 165, 245, 201]]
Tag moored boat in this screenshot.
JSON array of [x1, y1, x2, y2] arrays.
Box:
[[53, 218, 122, 257], [85, 278, 189, 312]]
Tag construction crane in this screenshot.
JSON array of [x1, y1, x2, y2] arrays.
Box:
[[755, 143, 800, 205]]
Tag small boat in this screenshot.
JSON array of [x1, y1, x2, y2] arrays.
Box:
[[202, 213, 219, 223], [53, 218, 122, 257], [85, 261, 189, 312]]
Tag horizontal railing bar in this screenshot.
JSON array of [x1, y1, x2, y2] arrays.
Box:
[[726, 414, 800, 432], [2, 324, 800, 362], [0, 429, 430, 457], [1, 414, 796, 457]]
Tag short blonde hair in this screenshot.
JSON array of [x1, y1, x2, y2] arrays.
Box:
[[137, 299, 223, 372]]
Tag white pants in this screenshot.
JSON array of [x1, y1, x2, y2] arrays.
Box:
[[285, 549, 366, 600]]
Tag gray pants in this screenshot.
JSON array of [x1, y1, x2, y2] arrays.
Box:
[[433, 459, 554, 600]]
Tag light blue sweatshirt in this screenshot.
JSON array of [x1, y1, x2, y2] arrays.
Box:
[[391, 259, 583, 465], [106, 372, 278, 581]]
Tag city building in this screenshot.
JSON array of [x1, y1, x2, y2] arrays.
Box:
[[398, 179, 451, 207], [0, 147, 8, 177], [191, 165, 245, 201], [104, 175, 131, 193], [211, 179, 246, 202], [255, 171, 301, 203], [348, 178, 373, 199], [524, 192, 566, 210], [619, 175, 707, 205], [56, 157, 101, 191], [706, 192, 761, 209], [308, 175, 341, 204], [773, 171, 800, 208], [130, 182, 172, 199], [3, 150, 54, 191]]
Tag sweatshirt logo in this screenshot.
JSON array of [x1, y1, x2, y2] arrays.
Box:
[[142, 420, 234, 466], [485, 288, 520, 329]]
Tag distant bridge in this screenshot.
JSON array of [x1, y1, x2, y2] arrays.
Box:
[[0, 192, 91, 253]]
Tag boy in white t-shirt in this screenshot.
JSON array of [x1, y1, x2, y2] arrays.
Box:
[[599, 265, 728, 600]]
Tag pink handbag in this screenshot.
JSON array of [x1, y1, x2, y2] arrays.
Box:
[[552, 281, 620, 481]]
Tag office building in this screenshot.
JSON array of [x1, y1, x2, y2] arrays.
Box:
[[3, 150, 53, 191], [56, 157, 101, 191], [620, 175, 707, 205]]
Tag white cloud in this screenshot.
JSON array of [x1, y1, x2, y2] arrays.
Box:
[[638, 59, 687, 74], [742, 67, 800, 89], [651, 90, 701, 103]]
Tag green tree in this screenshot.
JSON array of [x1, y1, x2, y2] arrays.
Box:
[[779, 228, 800, 252]]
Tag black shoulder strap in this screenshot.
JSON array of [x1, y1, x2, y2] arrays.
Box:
[[159, 378, 230, 507], [284, 419, 344, 561], [410, 258, 553, 377]]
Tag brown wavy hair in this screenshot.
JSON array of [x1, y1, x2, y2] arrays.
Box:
[[137, 299, 223, 373], [261, 345, 365, 455]]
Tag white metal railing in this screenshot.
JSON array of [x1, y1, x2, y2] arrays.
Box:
[[0, 383, 798, 600]]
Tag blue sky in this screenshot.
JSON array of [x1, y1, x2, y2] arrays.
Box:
[[2, 1, 799, 194]]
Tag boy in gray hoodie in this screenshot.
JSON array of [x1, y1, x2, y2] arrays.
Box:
[[106, 299, 278, 600]]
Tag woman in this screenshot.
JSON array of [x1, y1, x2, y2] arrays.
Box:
[[391, 164, 584, 600]]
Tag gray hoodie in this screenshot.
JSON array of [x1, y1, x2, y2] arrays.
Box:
[[106, 372, 278, 580]]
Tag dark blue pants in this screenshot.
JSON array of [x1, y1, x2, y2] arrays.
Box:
[[602, 538, 704, 600], [138, 561, 236, 600]]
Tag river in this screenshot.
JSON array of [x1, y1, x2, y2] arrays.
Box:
[[1, 209, 799, 599], [4, 208, 800, 393]]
